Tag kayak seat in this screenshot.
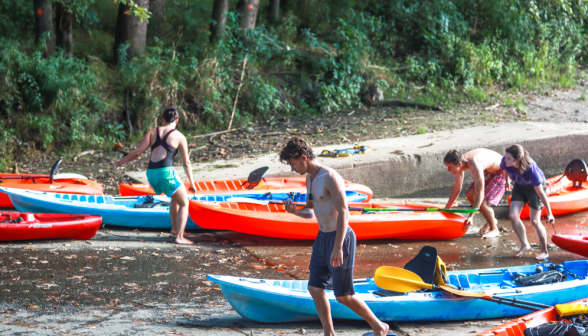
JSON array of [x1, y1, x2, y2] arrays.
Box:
[[564, 159, 588, 188], [458, 274, 471, 288], [404, 246, 438, 285], [133, 195, 170, 208]]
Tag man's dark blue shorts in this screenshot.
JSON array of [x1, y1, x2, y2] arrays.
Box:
[[308, 228, 356, 297]]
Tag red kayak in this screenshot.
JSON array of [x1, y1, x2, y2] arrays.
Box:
[[0, 212, 102, 241], [552, 234, 588, 258], [478, 298, 588, 336], [188, 201, 467, 240], [0, 174, 104, 208], [508, 174, 588, 219], [119, 176, 373, 201]]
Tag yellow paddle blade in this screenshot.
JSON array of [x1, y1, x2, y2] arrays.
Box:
[[374, 266, 432, 293], [375, 266, 425, 282], [375, 274, 433, 293], [438, 285, 489, 298]]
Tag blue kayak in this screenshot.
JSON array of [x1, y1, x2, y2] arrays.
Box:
[[208, 260, 588, 322], [0, 187, 367, 229]]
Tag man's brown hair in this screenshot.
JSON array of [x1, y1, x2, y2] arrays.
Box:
[[279, 137, 316, 163], [443, 150, 465, 166]]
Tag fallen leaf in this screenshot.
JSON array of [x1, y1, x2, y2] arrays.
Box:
[[120, 256, 136, 260]]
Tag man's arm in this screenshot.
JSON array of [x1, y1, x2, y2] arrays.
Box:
[[284, 175, 315, 219], [462, 161, 484, 228], [444, 171, 465, 208], [469, 163, 485, 209], [325, 172, 349, 268]]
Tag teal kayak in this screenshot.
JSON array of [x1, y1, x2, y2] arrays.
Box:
[[208, 260, 588, 322]]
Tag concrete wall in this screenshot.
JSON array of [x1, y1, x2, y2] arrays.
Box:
[[265, 133, 588, 199], [331, 134, 588, 198]]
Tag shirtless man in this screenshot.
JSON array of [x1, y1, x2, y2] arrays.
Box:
[[443, 149, 506, 238], [281, 138, 389, 336]]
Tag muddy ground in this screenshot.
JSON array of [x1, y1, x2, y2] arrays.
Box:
[[1, 208, 588, 335], [9, 83, 588, 195]]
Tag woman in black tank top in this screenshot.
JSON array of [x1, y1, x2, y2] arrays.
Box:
[[114, 108, 197, 245]]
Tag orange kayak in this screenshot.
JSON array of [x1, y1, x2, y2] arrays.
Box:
[[478, 298, 587, 336], [508, 174, 588, 219], [0, 174, 104, 208], [119, 177, 373, 201], [188, 201, 467, 240]]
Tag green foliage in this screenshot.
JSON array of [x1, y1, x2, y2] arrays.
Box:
[[0, 0, 587, 159], [113, 0, 151, 21], [0, 39, 111, 150]]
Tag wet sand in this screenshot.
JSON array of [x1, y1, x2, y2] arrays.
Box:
[[1, 208, 587, 335]]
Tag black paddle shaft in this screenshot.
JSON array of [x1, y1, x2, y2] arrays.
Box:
[[482, 297, 549, 312]]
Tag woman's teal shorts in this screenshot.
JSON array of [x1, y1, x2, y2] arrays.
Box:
[[146, 167, 182, 197]]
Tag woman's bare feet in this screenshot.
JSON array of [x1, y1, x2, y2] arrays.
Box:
[[175, 237, 194, 245], [482, 229, 500, 239], [514, 245, 531, 258], [535, 252, 549, 260], [171, 231, 192, 236], [373, 322, 390, 336]]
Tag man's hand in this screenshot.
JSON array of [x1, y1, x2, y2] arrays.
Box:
[[284, 199, 298, 215], [330, 248, 343, 267], [113, 161, 122, 169], [547, 214, 555, 224], [464, 215, 474, 231]]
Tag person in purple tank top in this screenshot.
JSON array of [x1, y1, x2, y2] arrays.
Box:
[[114, 108, 197, 245], [501, 144, 554, 260]]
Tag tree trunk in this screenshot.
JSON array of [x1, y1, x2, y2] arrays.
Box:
[[33, 0, 54, 57], [55, 1, 73, 57], [113, 0, 149, 63], [148, 0, 164, 40], [268, 0, 279, 24], [210, 0, 228, 43], [239, 0, 260, 31]]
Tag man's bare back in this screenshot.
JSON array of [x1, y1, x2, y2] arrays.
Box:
[[462, 148, 503, 175]]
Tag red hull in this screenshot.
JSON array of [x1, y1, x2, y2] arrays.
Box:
[[0, 212, 102, 241], [0, 174, 103, 208], [188, 201, 467, 240], [508, 174, 588, 219], [478, 298, 588, 336], [119, 176, 373, 201], [552, 234, 588, 258]]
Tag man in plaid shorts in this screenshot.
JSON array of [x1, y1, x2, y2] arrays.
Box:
[[443, 149, 506, 238]]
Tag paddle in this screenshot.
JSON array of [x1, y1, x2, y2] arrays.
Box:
[[227, 198, 478, 214], [0, 158, 63, 183], [374, 266, 550, 312], [349, 207, 478, 214]]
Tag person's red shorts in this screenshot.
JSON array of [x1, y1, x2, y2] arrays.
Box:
[[468, 170, 506, 206]]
